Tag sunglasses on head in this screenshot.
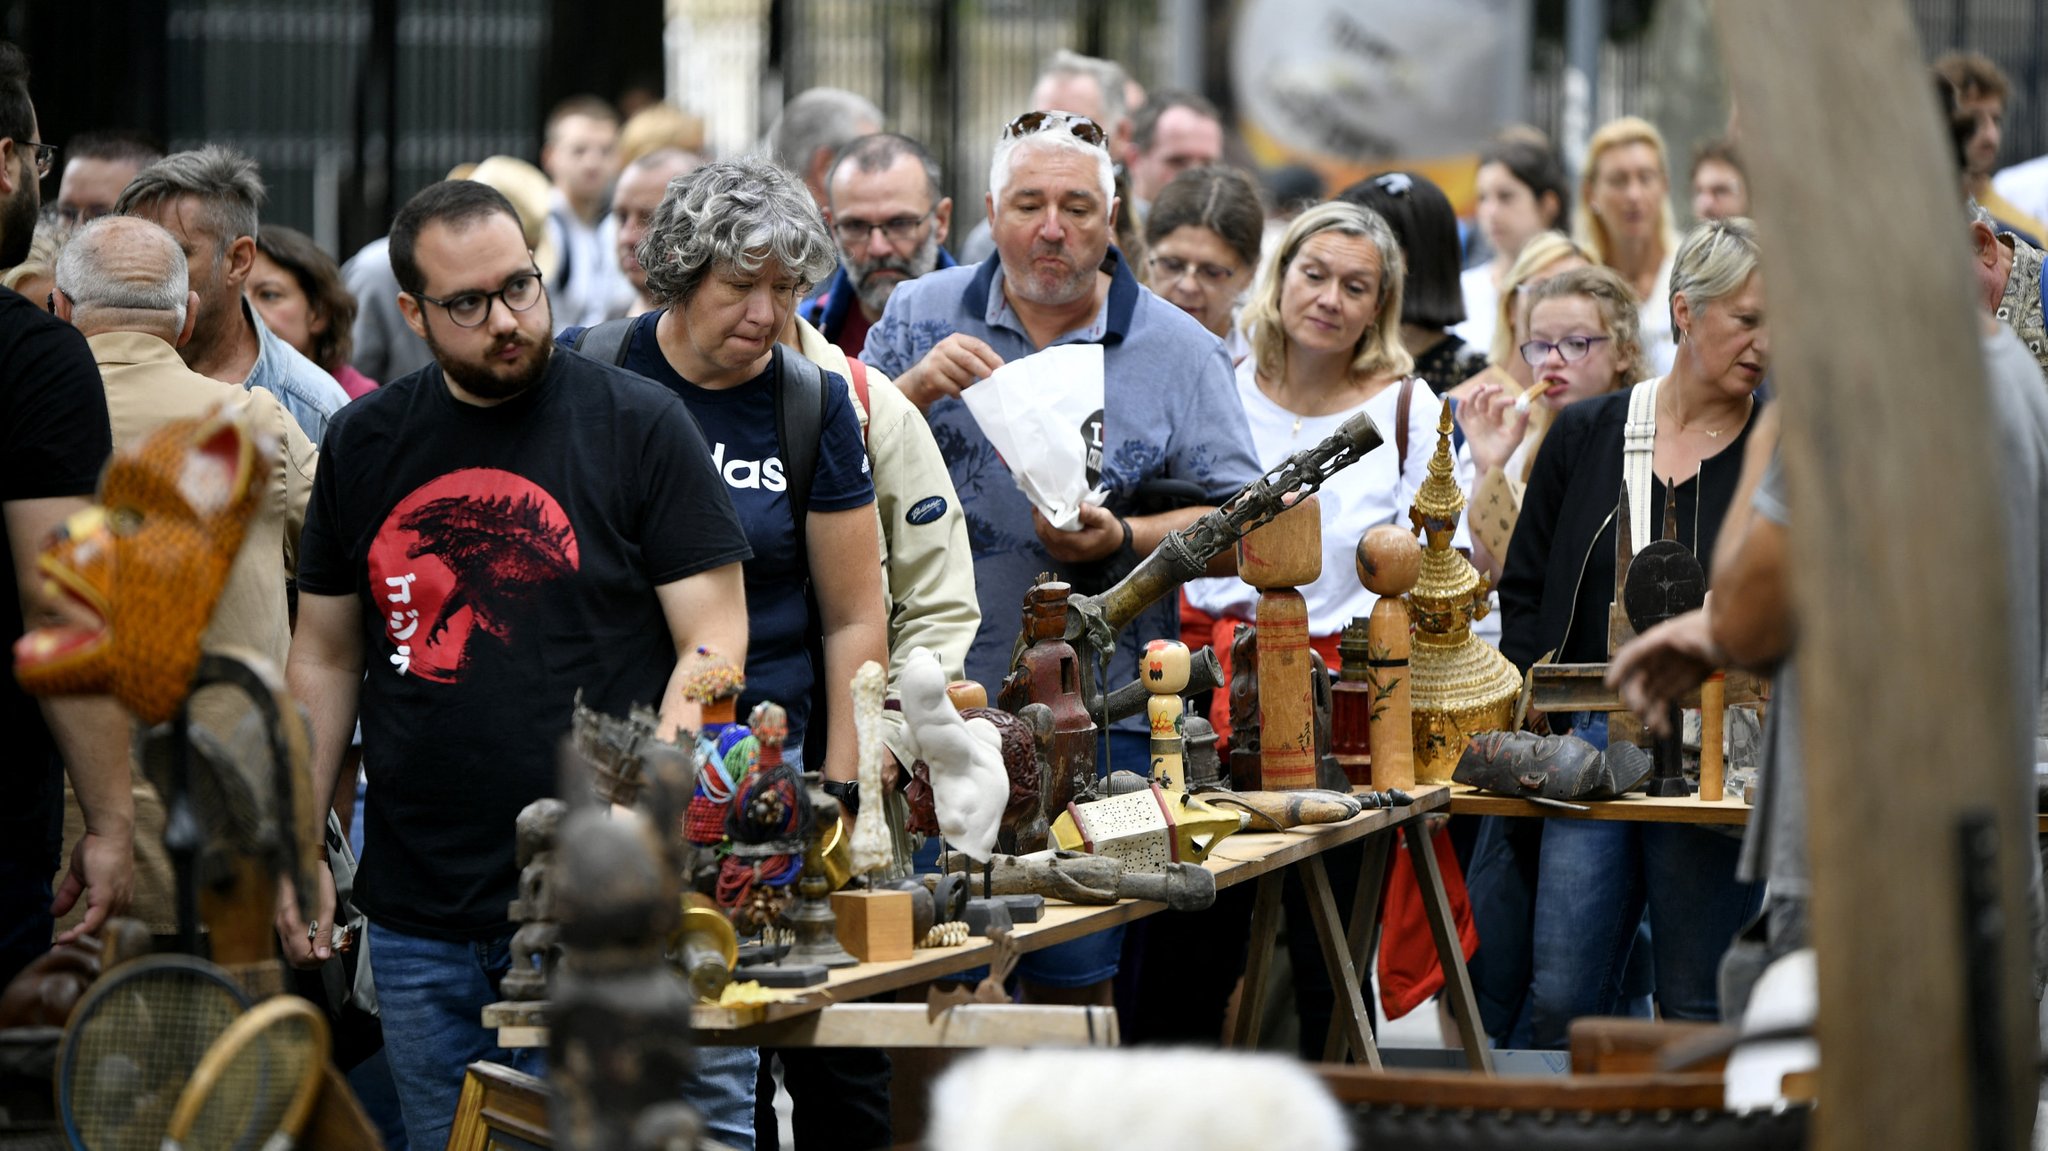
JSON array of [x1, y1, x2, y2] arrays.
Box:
[[1003, 110, 1108, 150]]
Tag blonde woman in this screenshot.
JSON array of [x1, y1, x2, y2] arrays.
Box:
[[1575, 116, 1682, 374], [1184, 201, 1460, 734], [1470, 218, 1770, 1050], [1460, 265, 1643, 581]]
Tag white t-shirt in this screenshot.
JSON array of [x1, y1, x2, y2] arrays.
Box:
[[1185, 361, 1472, 636], [1638, 248, 1679, 377], [1995, 156, 2048, 226], [1452, 264, 1499, 357]]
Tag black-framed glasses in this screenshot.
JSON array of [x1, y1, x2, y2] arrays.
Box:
[[411, 266, 544, 329], [10, 139, 56, 179], [1519, 334, 1611, 366], [1148, 253, 1241, 287], [832, 208, 936, 246], [1002, 110, 1108, 150]]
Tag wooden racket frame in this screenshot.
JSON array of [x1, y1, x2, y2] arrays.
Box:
[[163, 994, 330, 1150], [55, 952, 251, 1149]]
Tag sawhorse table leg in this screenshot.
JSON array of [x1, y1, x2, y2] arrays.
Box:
[[1322, 832, 1394, 1063], [1229, 871, 1285, 1049], [1405, 823, 1494, 1072], [1301, 846, 1382, 1069]]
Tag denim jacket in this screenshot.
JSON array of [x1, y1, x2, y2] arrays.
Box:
[[244, 300, 351, 446]]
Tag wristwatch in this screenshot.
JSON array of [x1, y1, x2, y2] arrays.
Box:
[[821, 778, 859, 818]]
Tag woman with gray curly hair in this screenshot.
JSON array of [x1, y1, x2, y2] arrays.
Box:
[[557, 152, 886, 1150]]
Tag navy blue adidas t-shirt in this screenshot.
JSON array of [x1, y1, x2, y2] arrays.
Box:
[[560, 311, 874, 753]]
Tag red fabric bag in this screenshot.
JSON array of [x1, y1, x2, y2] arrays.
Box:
[[1376, 823, 1479, 1019]]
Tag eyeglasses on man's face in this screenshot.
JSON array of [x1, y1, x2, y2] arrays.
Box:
[[832, 207, 936, 247], [412, 266, 544, 329], [1518, 334, 1611, 367], [10, 139, 56, 179], [1002, 110, 1108, 150], [1148, 253, 1240, 288]]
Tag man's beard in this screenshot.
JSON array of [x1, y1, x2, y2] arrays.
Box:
[[427, 324, 554, 400], [0, 175, 37, 269], [849, 230, 941, 316]]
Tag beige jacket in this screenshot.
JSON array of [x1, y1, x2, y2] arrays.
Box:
[[794, 317, 978, 768], [62, 330, 318, 933]]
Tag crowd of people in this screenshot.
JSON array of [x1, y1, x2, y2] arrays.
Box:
[[3, 31, 2047, 1151]]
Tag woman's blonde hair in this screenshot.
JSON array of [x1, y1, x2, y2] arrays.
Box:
[[1522, 264, 1648, 389], [1668, 216, 1761, 341], [1243, 201, 1412, 384], [0, 219, 69, 293], [1573, 116, 1680, 269], [1489, 230, 1592, 367]]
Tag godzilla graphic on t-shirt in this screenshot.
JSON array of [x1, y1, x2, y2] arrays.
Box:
[[366, 467, 581, 683]]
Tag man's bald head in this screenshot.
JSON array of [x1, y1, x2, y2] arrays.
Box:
[[54, 214, 194, 339]]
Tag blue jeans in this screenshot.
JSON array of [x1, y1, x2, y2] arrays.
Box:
[[684, 1046, 760, 1151], [1525, 820, 1762, 1048], [369, 921, 543, 1150]]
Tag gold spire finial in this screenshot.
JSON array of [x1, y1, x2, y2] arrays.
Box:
[[1410, 401, 1464, 549]]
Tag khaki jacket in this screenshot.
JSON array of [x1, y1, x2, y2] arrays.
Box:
[[793, 318, 978, 769], [62, 330, 318, 934]]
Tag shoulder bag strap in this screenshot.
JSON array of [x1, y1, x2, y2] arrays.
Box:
[[1621, 378, 1660, 553], [1395, 375, 1415, 474], [843, 355, 871, 446], [775, 346, 828, 555], [569, 316, 638, 367]]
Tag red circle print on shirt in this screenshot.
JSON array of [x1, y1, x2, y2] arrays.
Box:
[[366, 467, 581, 683]]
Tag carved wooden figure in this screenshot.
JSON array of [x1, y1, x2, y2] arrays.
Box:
[[1239, 496, 1323, 789], [503, 797, 567, 1001], [1331, 619, 1373, 786], [1142, 639, 1192, 791], [1356, 524, 1422, 791]]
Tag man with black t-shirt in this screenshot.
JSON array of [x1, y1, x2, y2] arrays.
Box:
[[0, 40, 133, 987], [274, 179, 751, 1149]]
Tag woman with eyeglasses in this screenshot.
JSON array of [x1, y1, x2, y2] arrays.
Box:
[[1465, 218, 1770, 1051], [1458, 262, 1632, 583], [1140, 165, 1262, 364]]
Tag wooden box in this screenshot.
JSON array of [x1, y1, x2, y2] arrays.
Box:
[[832, 889, 914, 963]]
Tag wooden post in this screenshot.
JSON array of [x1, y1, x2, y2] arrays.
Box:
[[1698, 672, 1726, 802], [1356, 525, 1421, 791], [1706, 2, 2034, 1146], [1240, 497, 1323, 789]]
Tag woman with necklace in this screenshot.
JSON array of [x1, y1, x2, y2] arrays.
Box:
[[1184, 200, 1457, 722], [1467, 217, 1769, 1050], [1576, 116, 1683, 376]]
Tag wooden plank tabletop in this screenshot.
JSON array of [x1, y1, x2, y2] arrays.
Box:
[[484, 783, 1447, 1041], [1445, 782, 1754, 825]]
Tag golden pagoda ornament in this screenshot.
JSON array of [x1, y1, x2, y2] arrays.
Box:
[[1405, 404, 1522, 782]]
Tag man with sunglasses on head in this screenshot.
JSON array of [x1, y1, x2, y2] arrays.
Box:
[[274, 178, 752, 1150], [862, 109, 1260, 1004], [806, 132, 956, 359]]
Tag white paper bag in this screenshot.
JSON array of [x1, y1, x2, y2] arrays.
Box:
[[959, 343, 1107, 531]]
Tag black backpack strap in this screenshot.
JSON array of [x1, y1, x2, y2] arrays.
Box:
[[774, 345, 830, 555], [568, 316, 637, 367]]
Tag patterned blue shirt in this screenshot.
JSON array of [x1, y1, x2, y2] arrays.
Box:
[[245, 300, 352, 446], [862, 248, 1259, 733]]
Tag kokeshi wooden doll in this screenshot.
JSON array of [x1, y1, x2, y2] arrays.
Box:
[[1699, 671, 1727, 802], [1240, 496, 1322, 790], [1330, 619, 1374, 786], [1142, 639, 1192, 790], [1356, 524, 1422, 791]]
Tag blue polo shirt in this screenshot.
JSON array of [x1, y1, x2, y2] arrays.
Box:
[[861, 249, 1260, 734]]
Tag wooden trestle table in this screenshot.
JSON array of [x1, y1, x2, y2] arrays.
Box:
[[482, 782, 1492, 1071]]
